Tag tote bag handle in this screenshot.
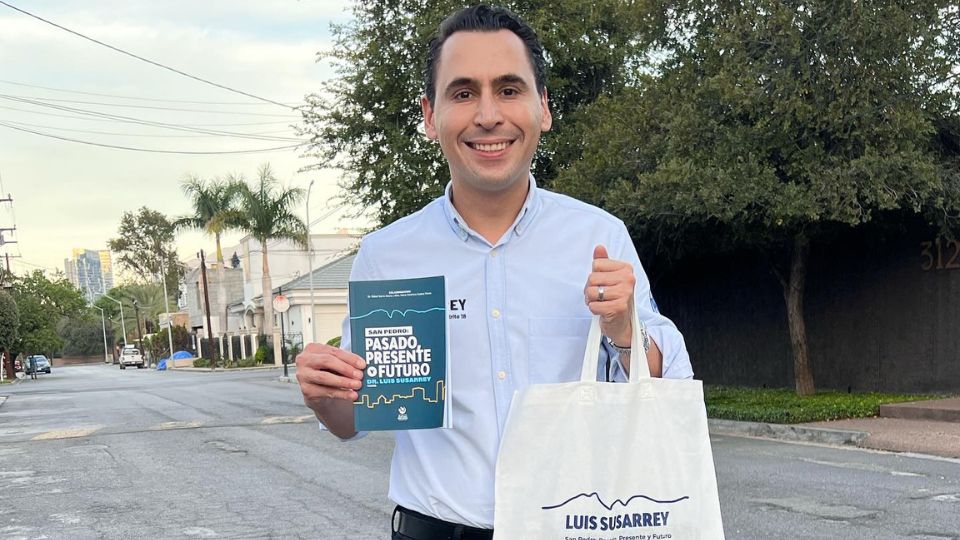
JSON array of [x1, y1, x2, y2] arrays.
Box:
[[579, 310, 651, 383]]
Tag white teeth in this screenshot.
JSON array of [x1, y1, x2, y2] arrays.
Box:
[[473, 142, 508, 152]]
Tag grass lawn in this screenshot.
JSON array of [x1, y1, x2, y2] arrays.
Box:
[[704, 386, 951, 424]]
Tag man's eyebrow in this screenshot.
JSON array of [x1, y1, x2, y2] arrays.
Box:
[[444, 77, 477, 94], [442, 74, 531, 94], [494, 74, 529, 88]]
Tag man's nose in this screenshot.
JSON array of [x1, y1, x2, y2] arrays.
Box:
[[473, 93, 503, 129]]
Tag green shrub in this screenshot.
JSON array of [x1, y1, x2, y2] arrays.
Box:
[[238, 356, 259, 368], [326, 336, 341, 347], [704, 386, 950, 423], [192, 357, 210, 368]]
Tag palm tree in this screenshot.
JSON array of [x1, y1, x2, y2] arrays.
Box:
[[172, 176, 237, 265], [230, 164, 307, 336], [173, 176, 240, 336]]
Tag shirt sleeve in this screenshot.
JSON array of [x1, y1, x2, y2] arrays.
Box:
[[608, 222, 694, 381]]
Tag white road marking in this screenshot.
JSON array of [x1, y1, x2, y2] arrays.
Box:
[[152, 421, 204, 430], [261, 415, 313, 425]]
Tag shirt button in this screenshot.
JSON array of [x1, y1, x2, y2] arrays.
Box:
[[497, 371, 507, 380], [491, 309, 501, 318], [490, 249, 497, 258]]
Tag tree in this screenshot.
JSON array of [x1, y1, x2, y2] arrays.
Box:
[[172, 175, 240, 334], [230, 164, 307, 336], [559, 0, 960, 395], [172, 176, 238, 265], [108, 207, 183, 294], [11, 271, 87, 356], [0, 290, 19, 374], [144, 325, 192, 361], [300, 0, 650, 227], [95, 283, 168, 344], [58, 314, 113, 357]]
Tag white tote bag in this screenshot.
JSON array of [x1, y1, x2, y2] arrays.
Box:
[[494, 312, 724, 539]]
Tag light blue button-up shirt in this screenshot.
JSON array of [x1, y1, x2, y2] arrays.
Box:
[[338, 177, 692, 528]]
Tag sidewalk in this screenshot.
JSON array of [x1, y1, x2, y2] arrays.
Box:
[[712, 398, 960, 460]]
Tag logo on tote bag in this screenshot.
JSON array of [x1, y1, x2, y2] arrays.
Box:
[[543, 492, 688, 534]]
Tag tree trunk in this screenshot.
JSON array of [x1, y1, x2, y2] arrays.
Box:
[[782, 233, 816, 396], [216, 233, 229, 336], [261, 241, 274, 336]]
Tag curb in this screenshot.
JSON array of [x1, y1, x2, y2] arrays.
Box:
[[0, 396, 6, 409], [169, 366, 282, 372], [708, 418, 868, 447]]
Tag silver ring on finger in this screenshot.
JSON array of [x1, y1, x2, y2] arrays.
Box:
[[597, 286, 605, 302]]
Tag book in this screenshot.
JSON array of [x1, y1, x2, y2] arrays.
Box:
[[349, 276, 449, 431]]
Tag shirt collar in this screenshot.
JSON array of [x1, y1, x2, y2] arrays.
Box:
[[442, 175, 542, 243]]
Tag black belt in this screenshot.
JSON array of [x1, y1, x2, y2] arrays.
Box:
[[393, 506, 493, 540]]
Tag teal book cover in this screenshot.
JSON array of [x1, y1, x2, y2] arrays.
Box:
[[349, 276, 450, 431]]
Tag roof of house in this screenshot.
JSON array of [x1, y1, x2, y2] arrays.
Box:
[[274, 253, 355, 293]]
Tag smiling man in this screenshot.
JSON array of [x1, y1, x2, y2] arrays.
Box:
[[295, 5, 693, 539]]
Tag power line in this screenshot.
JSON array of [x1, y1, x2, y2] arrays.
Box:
[[0, 105, 295, 127], [0, 93, 300, 117], [2, 119, 296, 139], [0, 79, 300, 106], [0, 95, 304, 141], [0, 1, 299, 111], [0, 121, 303, 155]]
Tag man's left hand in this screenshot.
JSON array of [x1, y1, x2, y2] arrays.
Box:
[[584, 245, 634, 347]]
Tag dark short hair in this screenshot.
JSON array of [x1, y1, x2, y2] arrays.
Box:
[[424, 5, 547, 105]]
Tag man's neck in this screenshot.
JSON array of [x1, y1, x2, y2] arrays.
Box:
[[449, 178, 530, 244]]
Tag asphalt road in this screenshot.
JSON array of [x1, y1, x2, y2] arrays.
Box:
[[1, 364, 958, 539]]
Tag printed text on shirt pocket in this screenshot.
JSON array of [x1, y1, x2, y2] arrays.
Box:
[[527, 317, 592, 385]]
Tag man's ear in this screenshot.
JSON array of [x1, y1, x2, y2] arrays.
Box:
[[421, 95, 438, 140], [540, 88, 552, 132]]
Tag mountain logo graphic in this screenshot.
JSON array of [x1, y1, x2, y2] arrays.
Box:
[[542, 492, 689, 511]]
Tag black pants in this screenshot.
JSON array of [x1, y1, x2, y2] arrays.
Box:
[[391, 506, 493, 540]]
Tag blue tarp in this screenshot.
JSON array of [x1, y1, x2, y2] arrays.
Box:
[[156, 359, 167, 371], [171, 350, 192, 359]]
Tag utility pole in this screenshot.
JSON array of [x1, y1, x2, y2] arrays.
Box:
[[199, 249, 216, 370], [133, 300, 144, 357], [158, 252, 175, 365], [279, 285, 288, 379], [306, 179, 317, 344]]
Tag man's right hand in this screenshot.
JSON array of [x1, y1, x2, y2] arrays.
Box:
[[295, 343, 366, 438]]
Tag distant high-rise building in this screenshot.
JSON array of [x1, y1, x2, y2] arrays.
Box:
[[98, 250, 114, 291], [65, 248, 113, 302]]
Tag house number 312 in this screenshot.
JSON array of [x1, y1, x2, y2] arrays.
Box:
[[920, 238, 960, 271]]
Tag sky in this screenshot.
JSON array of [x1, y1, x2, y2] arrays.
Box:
[[0, 0, 370, 278]]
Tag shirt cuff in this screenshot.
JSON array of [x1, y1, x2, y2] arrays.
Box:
[[318, 420, 368, 441]]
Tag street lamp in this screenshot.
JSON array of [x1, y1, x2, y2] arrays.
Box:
[[306, 179, 317, 344], [102, 293, 127, 346], [92, 305, 109, 364]]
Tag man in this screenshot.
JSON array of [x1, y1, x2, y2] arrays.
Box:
[[296, 5, 693, 539]]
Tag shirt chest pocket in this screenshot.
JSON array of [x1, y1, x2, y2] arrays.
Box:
[[527, 317, 592, 385]]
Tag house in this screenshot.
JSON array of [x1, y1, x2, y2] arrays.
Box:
[[178, 263, 244, 336], [178, 232, 359, 339], [231, 254, 354, 347]]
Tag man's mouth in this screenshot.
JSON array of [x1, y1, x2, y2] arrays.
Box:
[[467, 141, 511, 152]]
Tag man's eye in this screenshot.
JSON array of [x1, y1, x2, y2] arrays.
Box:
[[502, 88, 519, 96], [454, 90, 472, 99]]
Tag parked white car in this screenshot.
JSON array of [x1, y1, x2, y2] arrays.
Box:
[[119, 345, 144, 369]]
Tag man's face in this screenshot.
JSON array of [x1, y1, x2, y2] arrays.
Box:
[[422, 30, 552, 195]]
